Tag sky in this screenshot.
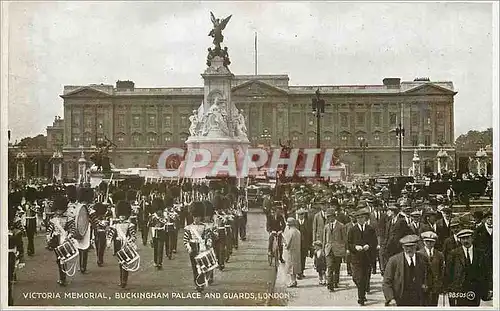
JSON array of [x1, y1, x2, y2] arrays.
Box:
[[7, 1, 496, 142]]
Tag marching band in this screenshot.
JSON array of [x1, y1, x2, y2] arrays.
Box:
[[7, 179, 249, 305]]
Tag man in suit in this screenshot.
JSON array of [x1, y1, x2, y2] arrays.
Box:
[[383, 235, 432, 306], [323, 208, 346, 291], [419, 231, 444, 306], [344, 211, 357, 276], [296, 208, 312, 279], [348, 208, 378, 306], [420, 209, 439, 233], [266, 207, 287, 263], [312, 202, 328, 244], [473, 210, 492, 280], [383, 204, 413, 270], [370, 200, 388, 275], [446, 229, 492, 306], [435, 206, 452, 251]]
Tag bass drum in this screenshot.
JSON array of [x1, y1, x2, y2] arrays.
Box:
[[74, 203, 91, 249]]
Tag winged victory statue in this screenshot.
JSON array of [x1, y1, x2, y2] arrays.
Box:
[[209, 12, 232, 50]]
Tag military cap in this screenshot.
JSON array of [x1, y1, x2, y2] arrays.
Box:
[[24, 187, 38, 203], [400, 188, 408, 194], [456, 229, 474, 239], [399, 234, 420, 246], [355, 208, 370, 217], [421, 231, 438, 241], [116, 200, 131, 217], [190, 201, 205, 218]]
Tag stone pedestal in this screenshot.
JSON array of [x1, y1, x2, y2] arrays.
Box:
[[15, 151, 27, 180], [181, 53, 250, 180], [51, 150, 64, 182], [475, 148, 488, 175]]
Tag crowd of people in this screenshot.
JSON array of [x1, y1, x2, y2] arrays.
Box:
[[7, 179, 249, 306], [263, 181, 493, 306]]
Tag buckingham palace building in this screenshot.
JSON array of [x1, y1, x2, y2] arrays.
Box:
[[48, 75, 456, 180]]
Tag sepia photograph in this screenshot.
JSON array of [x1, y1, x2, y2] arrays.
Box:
[[2, 1, 498, 309]]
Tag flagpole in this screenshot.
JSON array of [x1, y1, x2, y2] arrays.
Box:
[[254, 32, 258, 75]]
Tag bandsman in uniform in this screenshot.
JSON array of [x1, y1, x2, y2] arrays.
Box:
[[419, 231, 444, 306], [164, 193, 178, 257], [107, 200, 137, 288], [46, 195, 76, 287], [92, 202, 109, 267], [183, 201, 214, 292], [23, 187, 40, 257], [203, 200, 216, 284], [8, 191, 26, 306], [446, 228, 492, 306], [75, 186, 95, 273], [383, 234, 431, 306], [149, 197, 167, 270]]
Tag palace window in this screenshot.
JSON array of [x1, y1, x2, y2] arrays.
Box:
[[148, 114, 156, 128], [372, 112, 381, 127], [117, 136, 125, 143], [373, 133, 381, 145], [85, 118, 93, 128], [424, 134, 431, 146], [292, 136, 299, 141], [117, 115, 125, 128], [132, 134, 141, 147], [340, 113, 348, 127], [389, 112, 397, 125], [411, 111, 419, 126], [148, 134, 157, 146], [180, 115, 188, 128], [412, 134, 419, 146], [424, 109, 431, 125], [164, 115, 171, 128], [437, 111, 444, 122], [72, 117, 80, 127], [132, 115, 141, 128], [356, 112, 365, 126]]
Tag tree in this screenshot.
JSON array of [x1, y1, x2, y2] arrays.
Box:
[[455, 128, 492, 151], [17, 134, 47, 148]]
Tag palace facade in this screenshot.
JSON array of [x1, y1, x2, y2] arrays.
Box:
[[43, 75, 455, 179]]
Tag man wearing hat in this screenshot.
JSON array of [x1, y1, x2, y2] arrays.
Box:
[[148, 198, 167, 270], [312, 202, 328, 244], [23, 187, 40, 257], [74, 187, 95, 274], [46, 195, 76, 287], [344, 209, 358, 276], [295, 208, 312, 279], [383, 204, 413, 273], [107, 200, 137, 288], [473, 209, 492, 280], [419, 231, 444, 306], [183, 201, 214, 292], [369, 199, 388, 275], [435, 205, 452, 251], [383, 234, 431, 306], [323, 207, 346, 291], [347, 208, 377, 306], [92, 202, 109, 267], [446, 228, 492, 306], [283, 217, 301, 288], [266, 206, 286, 264]]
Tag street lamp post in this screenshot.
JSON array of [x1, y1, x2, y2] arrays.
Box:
[[358, 137, 368, 174], [395, 122, 405, 176], [311, 89, 325, 177]]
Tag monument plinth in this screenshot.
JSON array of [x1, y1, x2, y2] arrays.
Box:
[[179, 12, 250, 179]]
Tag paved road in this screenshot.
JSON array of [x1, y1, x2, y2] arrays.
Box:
[[273, 256, 494, 307], [12, 209, 276, 306]]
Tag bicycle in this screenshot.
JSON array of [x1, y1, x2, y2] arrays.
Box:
[[268, 231, 282, 270]]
